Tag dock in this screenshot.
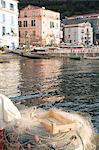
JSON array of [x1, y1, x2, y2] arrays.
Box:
[[6, 46, 99, 59]]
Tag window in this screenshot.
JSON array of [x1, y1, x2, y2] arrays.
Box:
[[81, 36, 84, 42], [56, 23, 58, 29], [24, 12, 27, 17], [31, 20, 35, 26], [10, 3, 14, 10], [19, 31, 20, 37], [68, 35, 70, 38], [2, 0, 6, 8], [25, 31, 28, 36], [2, 26, 6, 35], [23, 21, 28, 27], [70, 40, 72, 43], [96, 34, 99, 39], [87, 28, 89, 32], [11, 28, 14, 34], [81, 29, 84, 33], [11, 16, 14, 25], [2, 14, 5, 22], [50, 21, 54, 28], [32, 31, 35, 36], [18, 21, 22, 27]]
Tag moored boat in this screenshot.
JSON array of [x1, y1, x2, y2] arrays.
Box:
[[0, 58, 9, 63], [23, 49, 50, 59], [69, 55, 81, 60], [84, 56, 99, 60]]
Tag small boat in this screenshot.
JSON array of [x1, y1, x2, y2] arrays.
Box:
[[0, 58, 9, 63], [10, 48, 50, 59], [0, 50, 6, 54], [10, 49, 24, 56], [84, 56, 99, 60], [23, 51, 50, 59], [69, 55, 81, 60]]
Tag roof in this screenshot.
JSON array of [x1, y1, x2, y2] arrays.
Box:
[[20, 5, 40, 10], [20, 4, 60, 14], [62, 19, 88, 25], [68, 12, 99, 19]]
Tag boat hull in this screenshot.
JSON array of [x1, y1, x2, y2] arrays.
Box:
[[69, 56, 81, 60], [84, 56, 99, 60]]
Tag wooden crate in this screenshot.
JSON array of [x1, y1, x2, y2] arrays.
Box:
[[38, 110, 76, 134]]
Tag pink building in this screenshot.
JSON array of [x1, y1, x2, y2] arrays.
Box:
[[18, 5, 60, 46]]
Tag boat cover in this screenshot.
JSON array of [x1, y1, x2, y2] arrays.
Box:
[[0, 94, 21, 128]]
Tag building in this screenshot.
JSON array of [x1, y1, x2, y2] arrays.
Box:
[[0, 0, 19, 49], [64, 22, 93, 47], [18, 5, 60, 47], [62, 13, 99, 45]]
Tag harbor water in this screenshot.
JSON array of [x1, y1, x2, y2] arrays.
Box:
[[0, 54, 99, 133]]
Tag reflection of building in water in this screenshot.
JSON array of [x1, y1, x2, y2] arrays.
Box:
[[20, 59, 64, 105], [39, 59, 62, 78], [0, 59, 21, 97], [20, 59, 63, 85]]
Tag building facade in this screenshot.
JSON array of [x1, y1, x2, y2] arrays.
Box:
[[64, 22, 93, 47], [62, 13, 99, 45], [18, 5, 60, 47], [0, 0, 19, 49]]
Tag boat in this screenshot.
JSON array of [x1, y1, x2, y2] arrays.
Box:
[[69, 55, 81, 60], [0, 94, 97, 150], [10, 49, 24, 56], [10, 47, 67, 59], [0, 58, 9, 63], [84, 56, 99, 60], [10, 47, 50, 59], [23, 48, 50, 59], [0, 50, 6, 54], [60, 43, 83, 48]]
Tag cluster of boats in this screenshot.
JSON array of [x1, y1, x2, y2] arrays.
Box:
[[10, 47, 82, 60], [10, 47, 66, 59], [1, 46, 99, 61]]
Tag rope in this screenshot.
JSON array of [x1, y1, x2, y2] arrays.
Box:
[[76, 130, 84, 150], [3, 126, 84, 150]]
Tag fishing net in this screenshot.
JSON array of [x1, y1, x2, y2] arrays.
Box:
[[3, 126, 83, 150], [2, 107, 96, 150]]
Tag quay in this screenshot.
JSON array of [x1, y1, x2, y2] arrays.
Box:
[[7, 46, 99, 59]]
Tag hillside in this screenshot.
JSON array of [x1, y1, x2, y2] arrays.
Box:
[[19, 0, 99, 19]]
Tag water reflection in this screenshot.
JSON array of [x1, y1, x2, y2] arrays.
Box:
[[18, 58, 65, 105], [0, 55, 99, 131], [0, 58, 21, 97]]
